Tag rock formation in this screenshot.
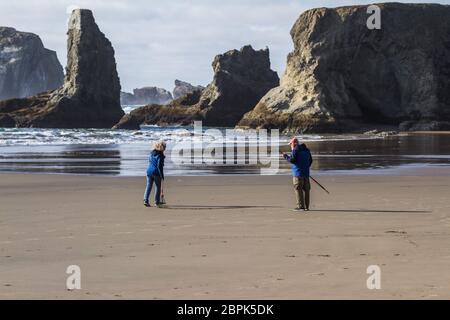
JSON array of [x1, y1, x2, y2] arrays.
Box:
[[239, 3, 450, 132], [172, 80, 204, 99], [113, 90, 203, 129], [113, 45, 279, 129], [121, 87, 173, 105], [0, 27, 64, 101], [0, 114, 15, 127], [0, 9, 124, 128]]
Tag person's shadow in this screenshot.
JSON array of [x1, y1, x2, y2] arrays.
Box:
[[159, 205, 431, 213], [309, 209, 431, 214], [159, 205, 281, 210]]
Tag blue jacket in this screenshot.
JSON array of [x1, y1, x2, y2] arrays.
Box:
[[284, 145, 313, 177], [146, 150, 165, 179]]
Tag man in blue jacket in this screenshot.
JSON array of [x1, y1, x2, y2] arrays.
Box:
[[283, 138, 313, 211]]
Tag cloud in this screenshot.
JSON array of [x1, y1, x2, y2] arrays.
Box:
[[1, 0, 448, 92]]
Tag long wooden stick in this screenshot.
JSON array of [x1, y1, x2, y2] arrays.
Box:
[[310, 176, 330, 194]]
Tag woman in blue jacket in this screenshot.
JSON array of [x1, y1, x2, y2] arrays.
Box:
[[144, 141, 166, 207]]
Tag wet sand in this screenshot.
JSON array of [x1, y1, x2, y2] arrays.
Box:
[[1, 172, 450, 299]]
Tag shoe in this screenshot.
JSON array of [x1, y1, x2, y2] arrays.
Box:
[[155, 203, 165, 208], [294, 207, 305, 211], [144, 201, 151, 207], [305, 208, 310, 211]]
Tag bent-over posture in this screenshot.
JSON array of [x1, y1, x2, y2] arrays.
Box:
[[144, 141, 166, 208]]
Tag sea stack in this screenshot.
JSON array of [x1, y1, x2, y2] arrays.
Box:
[[113, 45, 279, 129], [120, 87, 173, 105], [0, 9, 124, 128], [239, 3, 450, 132], [196, 45, 280, 127], [0, 27, 64, 101], [172, 80, 204, 99]]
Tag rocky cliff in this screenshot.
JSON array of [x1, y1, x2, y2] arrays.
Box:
[[172, 80, 204, 99], [239, 3, 450, 132], [114, 45, 279, 129], [0, 9, 124, 128], [121, 87, 173, 105], [0, 27, 64, 101]]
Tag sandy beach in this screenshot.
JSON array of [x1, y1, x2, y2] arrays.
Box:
[[1, 171, 450, 299]]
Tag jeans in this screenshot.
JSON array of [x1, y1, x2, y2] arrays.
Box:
[[144, 175, 162, 204], [293, 176, 311, 209]]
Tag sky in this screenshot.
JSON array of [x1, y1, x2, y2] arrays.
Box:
[[0, 0, 448, 92]]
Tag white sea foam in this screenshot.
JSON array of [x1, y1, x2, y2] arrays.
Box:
[[0, 130, 446, 176], [0, 126, 378, 147], [122, 105, 145, 114], [0, 46, 21, 54]]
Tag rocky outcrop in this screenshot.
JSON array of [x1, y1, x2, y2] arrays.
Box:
[[0, 114, 15, 127], [113, 90, 202, 129], [172, 80, 204, 99], [113, 45, 279, 129], [0, 9, 124, 128], [0, 27, 64, 101], [239, 3, 450, 133], [121, 87, 173, 105]]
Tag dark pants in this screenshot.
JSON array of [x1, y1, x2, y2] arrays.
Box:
[[293, 176, 311, 209], [144, 175, 162, 204]]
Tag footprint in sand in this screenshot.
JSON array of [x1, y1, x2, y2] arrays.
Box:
[[308, 254, 331, 258], [385, 230, 407, 234]]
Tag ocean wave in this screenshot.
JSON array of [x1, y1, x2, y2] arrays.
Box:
[[121, 105, 145, 114], [0, 127, 382, 146]]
